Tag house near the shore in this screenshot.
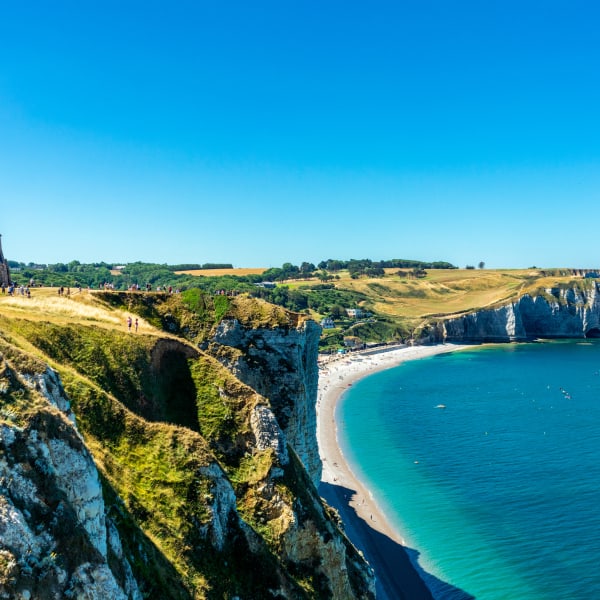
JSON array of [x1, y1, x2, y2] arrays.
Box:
[[321, 317, 335, 329], [346, 308, 364, 319], [343, 335, 364, 349]]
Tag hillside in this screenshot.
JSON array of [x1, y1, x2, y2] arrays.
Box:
[[293, 268, 594, 347], [0, 288, 374, 599]]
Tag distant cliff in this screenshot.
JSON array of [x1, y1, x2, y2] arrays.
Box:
[[441, 281, 600, 342]]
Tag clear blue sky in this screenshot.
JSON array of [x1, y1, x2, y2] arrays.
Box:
[[1, 1, 599, 268]]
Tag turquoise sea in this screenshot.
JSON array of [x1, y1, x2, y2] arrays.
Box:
[[338, 341, 600, 599]]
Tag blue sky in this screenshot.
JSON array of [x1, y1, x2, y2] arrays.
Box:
[[1, 1, 599, 268]]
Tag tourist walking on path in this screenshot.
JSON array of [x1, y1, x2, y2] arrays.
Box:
[[135, 318, 138, 332], [127, 316, 132, 332]]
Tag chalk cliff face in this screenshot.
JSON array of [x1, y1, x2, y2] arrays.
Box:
[[0, 293, 374, 599], [0, 365, 141, 600], [442, 281, 600, 341], [209, 317, 323, 486]]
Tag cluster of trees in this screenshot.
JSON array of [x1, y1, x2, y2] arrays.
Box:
[[8, 261, 251, 291], [261, 262, 316, 282], [7, 257, 456, 320], [317, 258, 456, 271], [259, 258, 456, 282], [252, 284, 364, 316], [168, 263, 233, 271], [9, 260, 115, 289]]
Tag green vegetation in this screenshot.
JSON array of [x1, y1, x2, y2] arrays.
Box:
[[1, 288, 358, 598], [8, 257, 593, 352], [3, 261, 592, 597]]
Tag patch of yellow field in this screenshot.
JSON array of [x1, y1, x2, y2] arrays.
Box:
[[335, 269, 580, 319], [0, 287, 160, 335], [174, 268, 266, 277], [0, 288, 123, 326]]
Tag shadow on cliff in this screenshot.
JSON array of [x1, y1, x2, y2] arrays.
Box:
[[320, 481, 475, 600]]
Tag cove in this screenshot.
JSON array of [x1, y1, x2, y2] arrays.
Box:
[[337, 340, 600, 599]]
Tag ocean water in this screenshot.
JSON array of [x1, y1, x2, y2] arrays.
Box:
[[338, 341, 600, 599]]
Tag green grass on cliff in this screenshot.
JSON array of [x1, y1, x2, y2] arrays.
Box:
[[0, 289, 338, 599], [189, 354, 256, 459]]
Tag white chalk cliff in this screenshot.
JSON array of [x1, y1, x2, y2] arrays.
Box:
[[441, 281, 600, 341], [0, 366, 142, 600]]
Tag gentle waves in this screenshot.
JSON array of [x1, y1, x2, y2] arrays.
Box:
[[338, 341, 600, 599]]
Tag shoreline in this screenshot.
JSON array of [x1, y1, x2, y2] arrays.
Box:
[[316, 343, 472, 599]]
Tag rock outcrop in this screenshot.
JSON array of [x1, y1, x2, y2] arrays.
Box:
[[0, 364, 142, 600], [210, 317, 323, 486], [441, 281, 600, 341], [0, 292, 375, 599]]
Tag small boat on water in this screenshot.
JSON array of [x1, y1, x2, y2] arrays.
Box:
[[435, 404, 446, 409]]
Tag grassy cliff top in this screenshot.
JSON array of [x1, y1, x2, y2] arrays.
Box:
[[0, 288, 367, 599], [334, 268, 583, 317], [2, 269, 589, 342]]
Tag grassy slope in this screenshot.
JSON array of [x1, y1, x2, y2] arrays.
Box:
[[0, 288, 361, 599], [0, 293, 229, 597], [302, 268, 588, 339], [0, 272, 585, 594]]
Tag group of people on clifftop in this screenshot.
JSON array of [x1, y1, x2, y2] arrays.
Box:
[[1, 282, 30, 297], [126, 316, 139, 332]]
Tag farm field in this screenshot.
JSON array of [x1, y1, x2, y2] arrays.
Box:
[[337, 268, 537, 319], [292, 268, 582, 320], [174, 268, 266, 277]]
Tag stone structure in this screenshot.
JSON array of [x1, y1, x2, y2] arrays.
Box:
[[0, 234, 11, 287]]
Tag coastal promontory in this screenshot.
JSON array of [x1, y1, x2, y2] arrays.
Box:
[[0, 289, 374, 599]]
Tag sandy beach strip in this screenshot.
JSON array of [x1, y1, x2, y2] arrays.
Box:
[[317, 343, 471, 599]]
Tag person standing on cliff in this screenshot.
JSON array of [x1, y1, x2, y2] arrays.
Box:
[[127, 316, 132, 332]]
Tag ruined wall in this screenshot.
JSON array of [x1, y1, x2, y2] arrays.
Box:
[[0, 235, 10, 287]]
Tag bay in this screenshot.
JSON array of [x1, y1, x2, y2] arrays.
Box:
[[338, 340, 600, 599]]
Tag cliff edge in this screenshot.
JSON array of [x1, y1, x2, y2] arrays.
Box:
[[0, 290, 374, 599], [441, 280, 600, 342]]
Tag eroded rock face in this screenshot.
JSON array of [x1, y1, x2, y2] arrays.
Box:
[[209, 318, 376, 597], [442, 282, 600, 342], [443, 303, 526, 342], [250, 403, 289, 466], [282, 511, 376, 599], [21, 367, 75, 422], [0, 367, 142, 600], [211, 318, 322, 485], [197, 461, 239, 551]]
